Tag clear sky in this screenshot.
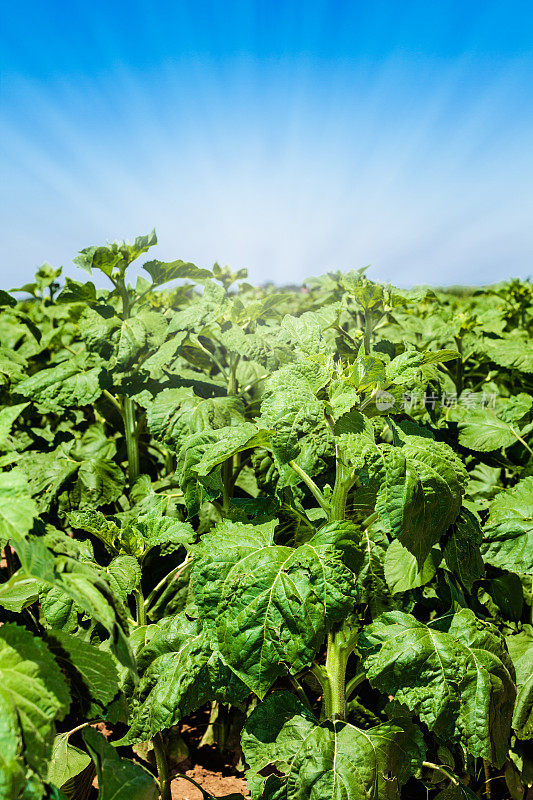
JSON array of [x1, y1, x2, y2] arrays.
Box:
[[1, 0, 532, 287]]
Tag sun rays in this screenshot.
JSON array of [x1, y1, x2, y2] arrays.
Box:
[[1, 0, 532, 286]]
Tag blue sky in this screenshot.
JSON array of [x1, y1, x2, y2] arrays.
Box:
[[1, 1, 532, 287]]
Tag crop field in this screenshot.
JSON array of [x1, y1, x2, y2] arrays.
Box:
[[0, 231, 531, 800]]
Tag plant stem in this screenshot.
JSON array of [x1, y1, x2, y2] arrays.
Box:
[[288, 675, 313, 712], [124, 395, 140, 485], [510, 426, 533, 455], [144, 557, 190, 611], [103, 389, 123, 415], [65, 720, 97, 738], [221, 354, 240, 512], [153, 732, 171, 800], [363, 310, 373, 355], [173, 771, 211, 798], [345, 670, 366, 700], [362, 510, 379, 528], [483, 759, 492, 799], [116, 277, 141, 486], [422, 762, 459, 787], [328, 453, 353, 522], [134, 587, 147, 626], [454, 336, 464, 396], [324, 631, 348, 719], [289, 461, 329, 513]]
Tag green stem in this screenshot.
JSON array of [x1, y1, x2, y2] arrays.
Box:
[[454, 336, 464, 396], [195, 338, 228, 380], [319, 449, 359, 720], [103, 389, 123, 415], [153, 732, 171, 800], [362, 511, 379, 528], [134, 587, 147, 627], [222, 355, 240, 512], [124, 395, 140, 485], [65, 720, 97, 738], [328, 453, 353, 522], [289, 675, 313, 712], [509, 426, 533, 455], [363, 310, 373, 355], [324, 631, 347, 719], [289, 461, 329, 513], [422, 761, 459, 787], [116, 278, 141, 486], [173, 771, 211, 798], [222, 458, 232, 513], [144, 557, 190, 611], [322, 627, 359, 720], [345, 670, 366, 699]]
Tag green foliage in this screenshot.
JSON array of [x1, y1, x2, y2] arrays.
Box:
[[242, 691, 426, 800], [359, 609, 515, 766], [0, 236, 531, 798], [0, 624, 70, 798]]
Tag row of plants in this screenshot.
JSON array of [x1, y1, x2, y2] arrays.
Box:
[[0, 231, 531, 799]]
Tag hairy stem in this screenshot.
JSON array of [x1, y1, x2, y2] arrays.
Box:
[[324, 631, 348, 719], [328, 452, 353, 523], [483, 759, 492, 799], [153, 732, 171, 800]]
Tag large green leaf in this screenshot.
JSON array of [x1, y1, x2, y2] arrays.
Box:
[[362, 437, 467, 566], [386, 348, 459, 384], [451, 407, 519, 452], [193, 519, 360, 697], [46, 733, 91, 789], [260, 361, 330, 464], [16, 356, 102, 412], [13, 537, 133, 668], [481, 478, 533, 574], [0, 570, 39, 611], [506, 626, 533, 739], [359, 609, 515, 765], [484, 334, 533, 373], [120, 612, 247, 743], [0, 624, 70, 799], [442, 509, 484, 592], [106, 555, 142, 599], [47, 630, 120, 712], [19, 445, 124, 513], [143, 258, 212, 286], [0, 402, 28, 447], [242, 691, 425, 800], [82, 727, 158, 800], [69, 509, 193, 558], [0, 467, 38, 546], [355, 527, 395, 618], [281, 312, 327, 355], [384, 538, 440, 594]]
